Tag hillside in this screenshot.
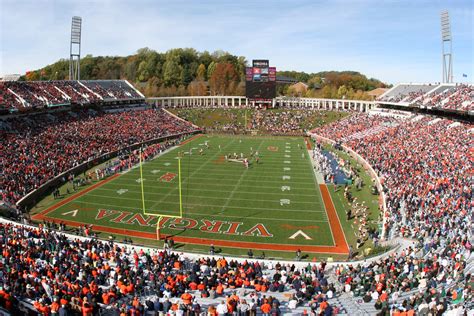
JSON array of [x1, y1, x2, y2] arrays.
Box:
[[23, 47, 388, 100]]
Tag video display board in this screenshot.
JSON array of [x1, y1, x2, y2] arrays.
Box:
[[246, 60, 276, 99]]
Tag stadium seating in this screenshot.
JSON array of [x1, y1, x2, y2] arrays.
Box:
[[312, 113, 472, 312], [378, 83, 474, 111], [1, 79, 473, 315], [1, 108, 197, 205], [0, 80, 144, 111]]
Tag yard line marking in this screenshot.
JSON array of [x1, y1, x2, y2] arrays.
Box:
[[149, 138, 237, 211], [220, 140, 263, 214]]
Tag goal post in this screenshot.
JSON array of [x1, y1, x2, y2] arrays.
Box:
[[139, 148, 183, 241]]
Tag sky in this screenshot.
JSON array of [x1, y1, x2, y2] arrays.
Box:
[[0, 0, 472, 84]]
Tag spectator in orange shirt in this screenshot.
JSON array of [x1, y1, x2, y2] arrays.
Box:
[[261, 301, 272, 315], [181, 290, 193, 305]]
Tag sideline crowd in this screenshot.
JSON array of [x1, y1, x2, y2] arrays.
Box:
[[1, 108, 197, 205], [313, 113, 472, 314]]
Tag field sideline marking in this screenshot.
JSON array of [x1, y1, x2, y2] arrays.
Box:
[[69, 199, 328, 214], [94, 186, 326, 198], [319, 184, 349, 253], [109, 180, 319, 191], [305, 148, 336, 247], [32, 173, 122, 221], [179, 134, 204, 146]]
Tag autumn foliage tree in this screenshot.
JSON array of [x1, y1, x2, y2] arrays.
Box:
[[24, 47, 386, 99], [209, 63, 239, 95]]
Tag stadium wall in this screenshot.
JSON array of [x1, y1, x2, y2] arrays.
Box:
[[15, 130, 201, 211]]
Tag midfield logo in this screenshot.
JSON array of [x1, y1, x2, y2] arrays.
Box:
[[159, 172, 177, 182]]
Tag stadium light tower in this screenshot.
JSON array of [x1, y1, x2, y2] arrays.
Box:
[[440, 11, 453, 83], [69, 16, 82, 81]]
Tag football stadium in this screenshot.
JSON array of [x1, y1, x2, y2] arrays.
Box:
[[0, 1, 473, 315]]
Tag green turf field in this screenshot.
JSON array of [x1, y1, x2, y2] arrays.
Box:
[[39, 135, 341, 250]]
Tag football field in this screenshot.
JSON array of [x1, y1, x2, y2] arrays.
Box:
[[33, 135, 348, 255]]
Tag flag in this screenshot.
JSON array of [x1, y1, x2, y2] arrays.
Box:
[[463, 74, 468, 78]]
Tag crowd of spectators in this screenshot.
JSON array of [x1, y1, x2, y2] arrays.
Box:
[[0, 80, 143, 111], [313, 112, 472, 313], [251, 110, 314, 135], [172, 108, 343, 136], [0, 221, 344, 315], [430, 84, 474, 111], [379, 83, 474, 111], [1, 108, 197, 205]]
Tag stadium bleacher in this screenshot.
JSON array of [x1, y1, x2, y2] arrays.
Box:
[[0, 80, 473, 315], [0, 80, 144, 111], [1, 108, 198, 206], [378, 83, 474, 112]]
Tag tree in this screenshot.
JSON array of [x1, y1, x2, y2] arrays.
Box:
[[337, 85, 348, 99], [187, 80, 207, 96], [24, 47, 387, 99], [180, 66, 193, 86], [196, 64, 206, 81], [207, 61, 217, 80], [162, 56, 182, 87], [209, 63, 239, 95]]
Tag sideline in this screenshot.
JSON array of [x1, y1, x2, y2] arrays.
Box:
[[32, 173, 121, 221], [0, 216, 413, 266]]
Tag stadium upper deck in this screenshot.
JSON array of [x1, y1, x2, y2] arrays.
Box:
[[378, 83, 474, 112], [0, 80, 144, 112]]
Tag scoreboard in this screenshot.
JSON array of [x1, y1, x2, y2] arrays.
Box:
[[245, 60, 276, 100]]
